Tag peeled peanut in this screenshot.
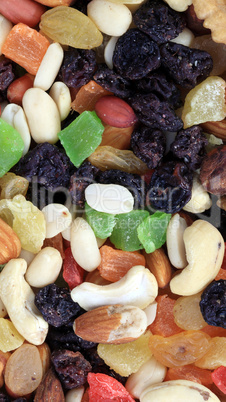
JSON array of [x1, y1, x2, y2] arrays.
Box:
[[0, 15, 12, 55], [163, 0, 192, 11], [25, 247, 62, 287], [65, 387, 85, 402], [34, 43, 64, 91], [170, 220, 225, 296], [22, 87, 61, 144], [171, 27, 195, 47], [104, 36, 119, 69], [49, 81, 71, 121], [42, 203, 72, 238], [166, 213, 188, 269]]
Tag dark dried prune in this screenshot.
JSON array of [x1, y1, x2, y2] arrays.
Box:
[[160, 42, 213, 88], [129, 92, 183, 132], [200, 280, 226, 328], [134, 70, 182, 108], [35, 284, 82, 327], [51, 349, 92, 389], [13, 142, 74, 191], [130, 124, 166, 169], [112, 28, 161, 80], [0, 58, 15, 102], [133, 0, 186, 44], [93, 64, 134, 98], [97, 169, 146, 209], [170, 125, 208, 170], [69, 161, 100, 209], [147, 161, 193, 213], [58, 47, 97, 89]]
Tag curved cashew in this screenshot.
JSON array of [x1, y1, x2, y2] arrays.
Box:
[[166, 213, 188, 269], [71, 265, 158, 311], [183, 174, 212, 214], [170, 220, 224, 296], [0, 258, 48, 345], [140, 380, 220, 402]]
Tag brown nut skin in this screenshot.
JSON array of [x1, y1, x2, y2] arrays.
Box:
[[199, 145, 226, 195], [34, 367, 65, 402]]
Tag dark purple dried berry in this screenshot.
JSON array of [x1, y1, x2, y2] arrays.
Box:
[[69, 161, 100, 209], [0, 394, 10, 402], [147, 161, 193, 213], [97, 169, 146, 209], [170, 125, 208, 170], [51, 349, 92, 389], [160, 42, 213, 88], [133, 0, 186, 44], [130, 125, 166, 169], [93, 64, 134, 98], [47, 323, 96, 352], [0, 58, 15, 101], [129, 92, 183, 132], [134, 70, 182, 108], [200, 280, 226, 328], [58, 47, 97, 89], [35, 284, 82, 327], [113, 28, 161, 80]]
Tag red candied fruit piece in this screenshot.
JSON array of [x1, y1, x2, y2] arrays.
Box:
[[63, 247, 85, 290], [211, 366, 226, 394], [87, 373, 135, 402]]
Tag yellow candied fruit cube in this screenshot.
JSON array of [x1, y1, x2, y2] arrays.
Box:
[[0, 318, 24, 353]]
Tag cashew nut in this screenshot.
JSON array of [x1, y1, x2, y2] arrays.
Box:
[[71, 265, 158, 310], [0, 296, 7, 318], [166, 213, 188, 269], [183, 174, 212, 214], [65, 387, 85, 402], [170, 220, 225, 296], [140, 380, 221, 402], [0, 258, 48, 345]]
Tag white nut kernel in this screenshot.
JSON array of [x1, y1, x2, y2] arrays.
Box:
[[163, 0, 192, 12], [22, 87, 61, 144], [1, 103, 31, 155], [170, 220, 225, 296], [34, 42, 64, 91], [25, 247, 62, 288], [85, 183, 134, 214], [104, 36, 119, 69], [42, 203, 72, 239], [171, 27, 195, 47], [0, 296, 7, 318], [70, 217, 101, 272], [166, 214, 187, 269], [88, 0, 132, 36], [19, 249, 35, 266], [140, 379, 221, 402], [183, 174, 212, 213], [49, 81, 71, 121], [0, 259, 48, 345], [65, 387, 85, 402], [71, 265, 158, 311], [143, 300, 157, 326], [0, 15, 12, 55], [125, 356, 167, 399]]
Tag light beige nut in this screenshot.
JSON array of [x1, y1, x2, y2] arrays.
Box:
[[217, 195, 226, 211], [171, 27, 195, 46], [71, 265, 158, 310], [166, 214, 187, 269], [0, 296, 7, 318], [143, 301, 157, 326], [0, 15, 12, 55], [104, 36, 119, 69], [183, 174, 212, 213], [65, 387, 84, 402], [193, 0, 226, 44], [170, 220, 225, 296], [0, 258, 48, 345], [73, 304, 147, 344], [140, 379, 221, 402], [42, 203, 72, 238], [49, 81, 71, 121], [163, 0, 192, 12], [125, 356, 166, 400], [0, 217, 21, 264], [34, 42, 64, 91]]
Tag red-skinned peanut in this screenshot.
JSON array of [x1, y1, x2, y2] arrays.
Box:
[[95, 95, 137, 128], [0, 0, 47, 28], [7, 74, 34, 106]]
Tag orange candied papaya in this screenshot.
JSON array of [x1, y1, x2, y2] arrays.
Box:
[[149, 294, 183, 337], [165, 365, 213, 388], [71, 80, 113, 114]]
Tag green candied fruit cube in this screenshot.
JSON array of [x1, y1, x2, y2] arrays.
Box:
[[110, 209, 149, 251], [137, 211, 172, 253], [0, 118, 24, 177], [58, 111, 104, 168], [85, 202, 116, 239]]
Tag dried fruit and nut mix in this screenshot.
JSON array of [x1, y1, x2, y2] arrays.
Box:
[[0, 0, 225, 400]]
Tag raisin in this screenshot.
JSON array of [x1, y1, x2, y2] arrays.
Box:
[[134, 69, 182, 108], [170, 125, 208, 170], [34, 284, 82, 327], [69, 161, 100, 209], [0, 394, 10, 402], [47, 323, 96, 352], [97, 169, 146, 209], [93, 64, 134, 99], [146, 161, 193, 213], [130, 124, 166, 169], [51, 349, 92, 389], [129, 92, 183, 132], [200, 280, 226, 328], [58, 47, 97, 89], [0, 58, 15, 102], [112, 28, 161, 80], [133, 0, 186, 44], [160, 42, 213, 88]]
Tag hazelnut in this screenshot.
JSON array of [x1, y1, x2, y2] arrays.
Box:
[[199, 145, 226, 195]]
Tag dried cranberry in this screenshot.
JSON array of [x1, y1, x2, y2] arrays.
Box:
[[170, 125, 208, 170], [200, 280, 226, 328], [130, 124, 166, 169], [69, 161, 100, 209], [147, 161, 193, 213], [160, 42, 213, 88], [58, 47, 97, 89], [133, 0, 186, 44], [93, 64, 134, 98], [113, 28, 161, 80]]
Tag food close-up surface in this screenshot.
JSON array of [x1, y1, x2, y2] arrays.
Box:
[[0, 0, 225, 400]]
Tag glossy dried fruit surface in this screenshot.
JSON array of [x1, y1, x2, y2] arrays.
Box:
[[173, 292, 207, 330], [149, 331, 211, 368], [165, 365, 213, 388], [195, 337, 226, 370], [40, 6, 103, 49], [200, 280, 226, 328], [0, 173, 29, 200], [93, 64, 134, 99]]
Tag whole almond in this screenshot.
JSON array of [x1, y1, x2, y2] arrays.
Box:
[[201, 119, 226, 142], [95, 95, 137, 128], [34, 367, 65, 402], [0, 217, 21, 264], [144, 247, 172, 288]]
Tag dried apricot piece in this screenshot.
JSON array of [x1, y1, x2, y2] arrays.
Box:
[[2, 23, 50, 75], [71, 80, 113, 114], [149, 294, 183, 337], [165, 365, 213, 388]]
